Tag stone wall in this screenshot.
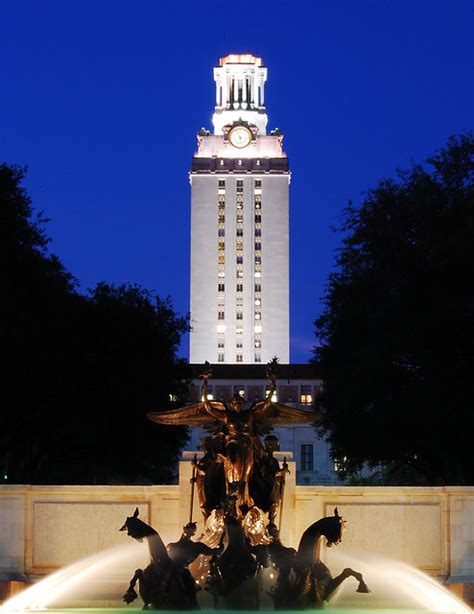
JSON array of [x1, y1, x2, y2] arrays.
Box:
[[0, 468, 472, 585]]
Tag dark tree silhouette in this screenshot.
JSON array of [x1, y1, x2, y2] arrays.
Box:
[[314, 134, 474, 485], [0, 164, 189, 484]]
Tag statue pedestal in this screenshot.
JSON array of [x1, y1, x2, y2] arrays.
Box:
[[179, 450, 296, 545]]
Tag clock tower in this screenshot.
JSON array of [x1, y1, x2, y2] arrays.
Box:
[[189, 54, 290, 364]]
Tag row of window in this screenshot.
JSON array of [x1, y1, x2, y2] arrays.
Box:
[[217, 181, 226, 362]]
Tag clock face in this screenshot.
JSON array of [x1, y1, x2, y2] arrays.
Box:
[[229, 126, 252, 148]]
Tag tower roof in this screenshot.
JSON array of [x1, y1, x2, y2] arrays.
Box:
[[219, 54, 263, 67]]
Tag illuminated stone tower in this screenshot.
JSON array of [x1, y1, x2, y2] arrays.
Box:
[[190, 54, 289, 364]]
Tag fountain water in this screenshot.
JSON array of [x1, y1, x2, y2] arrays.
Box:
[[1, 544, 470, 613]]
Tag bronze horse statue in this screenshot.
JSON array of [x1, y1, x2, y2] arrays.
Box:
[[120, 508, 207, 609], [206, 514, 260, 610], [280, 508, 369, 609]]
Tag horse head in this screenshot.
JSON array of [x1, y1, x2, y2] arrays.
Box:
[[120, 507, 156, 541], [320, 507, 345, 547]]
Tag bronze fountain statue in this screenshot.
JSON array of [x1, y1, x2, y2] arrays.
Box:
[[121, 359, 369, 609]]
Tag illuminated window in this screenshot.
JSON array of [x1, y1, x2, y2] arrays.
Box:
[[265, 387, 277, 402], [255, 340, 261, 348], [218, 255, 225, 265], [255, 313, 261, 320], [218, 270, 225, 278], [301, 444, 314, 471], [236, 241, 243, 252], [237, 270, 243, 278], [216, 324, 226, 333], [254, 324, 262, 333], [218, 241, 225, 251], [300, 385, 313, 405], [255, 298, 261, 306], [237, 201, 243, 210], [234, 386, 245, 397], [237, 213, 243, 223]]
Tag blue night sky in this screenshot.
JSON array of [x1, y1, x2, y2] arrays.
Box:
[[1, 1, 472, 363]]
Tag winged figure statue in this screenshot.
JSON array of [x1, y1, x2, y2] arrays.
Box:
[[148, 359, 319, 526]]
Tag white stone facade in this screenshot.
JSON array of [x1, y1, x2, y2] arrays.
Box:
[[189, 55, 290, 364]]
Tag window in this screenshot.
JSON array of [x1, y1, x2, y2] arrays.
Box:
[[218, 283, 225, 292], [254, 313, 261, 320], [255, 242, 261, 251], [218, 341, 224, 349], [234, 386, 245, 397], [255, 180, 262, 188], [255, 201, 261, 210], [236, 228, 243, 237], [236, 240, 243, 251], [236, 180, 243, 192], [218, 214, 225, 223], [236, 283, 243, 292], [218, 180, 225, 188], [218, 228, 225, 237], [236, 312, 243, 320], [237, 201, 244, 210], [236, 354, 243, 363], [218, 255, 225, 265], [236, 214, 243, 223], [218, 241, 225, 251], [218, 311, 225, 320], [236, 270, 243, 278], [255, 284, 261, 292], [236, 256, 243, 264], [255, 256, 261, 264], [255, 354, 261, 363], [255, 228, 262, 237], [218, 352, 225, 363], [301, 444, 314, 472], [255, 214, 262, 224], [254, 340, 261, 348], [300, 385, 313, 405]]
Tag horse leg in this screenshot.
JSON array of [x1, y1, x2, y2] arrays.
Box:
[[324, 567, 370, 601], [122, 569, 141, 604]]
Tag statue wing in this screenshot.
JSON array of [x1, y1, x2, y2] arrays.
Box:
[[253, 402, 319, 427], [147, 401, 226, 427]]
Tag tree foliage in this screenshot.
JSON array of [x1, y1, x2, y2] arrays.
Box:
[[314, 134, 474, 485], [0, 164, 189, 484]]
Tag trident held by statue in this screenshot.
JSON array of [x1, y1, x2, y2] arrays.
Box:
[[189, 453, 197, 524]]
